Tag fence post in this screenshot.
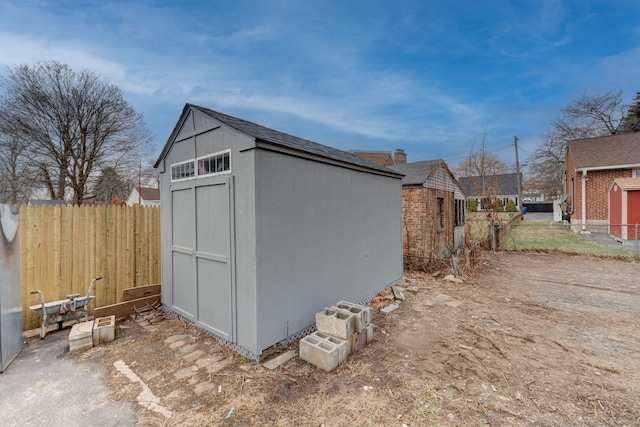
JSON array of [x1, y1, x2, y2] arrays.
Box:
[[491, 221, 497, 252], [635, 223, 638, 261]]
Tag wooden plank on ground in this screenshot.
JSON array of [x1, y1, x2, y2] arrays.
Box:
[[93, 294, 160, 320], [122, 284, 161, 301]]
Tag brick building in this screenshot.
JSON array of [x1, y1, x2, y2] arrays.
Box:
[[350, 149, 407, 167], [390, 159, 466, 267], [565, 132, 640, 230]]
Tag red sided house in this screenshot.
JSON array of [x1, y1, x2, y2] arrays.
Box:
[[565, 132, 640, 230], [608, 178, 640, 240]]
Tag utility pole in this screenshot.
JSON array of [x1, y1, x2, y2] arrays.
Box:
[[514, 136, 523, 211]]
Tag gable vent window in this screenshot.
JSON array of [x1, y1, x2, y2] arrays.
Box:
[[198, 150, 231, 177], [171, 160, 195, 181]]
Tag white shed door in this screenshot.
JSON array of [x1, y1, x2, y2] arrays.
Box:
[[171, 178, 235, 341]]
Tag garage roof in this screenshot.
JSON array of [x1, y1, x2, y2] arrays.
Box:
[[568, 132, 640, 170]]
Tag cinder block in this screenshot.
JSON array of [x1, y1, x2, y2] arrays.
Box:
[[316, 308, 354, 340], [313, 331, 350, 360], [365, 323, 374, 344], [335, 301, 373, 329], [69, 320, 94, 352], [350, 330, 367, 353], [380, 304, 399, 315], [93, 315, 115, 346], [299, 335, 341, 372]]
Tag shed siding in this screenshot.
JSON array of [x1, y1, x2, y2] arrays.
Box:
[[159, 116, 260, 353], [254, 149, 403, 353], [158, 105, 403, 358]]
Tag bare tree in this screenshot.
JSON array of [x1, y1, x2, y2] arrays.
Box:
[[527, 90, 629, 197], [0, 61, 152, 205], [554, 90, 626, 138], [0, 133, 38, 205], [524, 131, 565, 199], [454, 150, 508, 178]]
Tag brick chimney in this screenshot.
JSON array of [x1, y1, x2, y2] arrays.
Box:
[[394, 149, 407, 165]]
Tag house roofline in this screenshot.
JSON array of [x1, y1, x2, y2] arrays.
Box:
[[576, 163, 640, 173]]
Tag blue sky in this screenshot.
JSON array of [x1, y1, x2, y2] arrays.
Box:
[[1, 0, 639, 171]]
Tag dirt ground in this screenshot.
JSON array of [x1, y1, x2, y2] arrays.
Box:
[[74, 252, 640, 426]]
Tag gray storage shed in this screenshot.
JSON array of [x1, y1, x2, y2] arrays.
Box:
[[154, 104, 404, 360], [0, 204, 22, 373]]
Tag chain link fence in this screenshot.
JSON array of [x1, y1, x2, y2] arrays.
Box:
[[497, 219, 640, 261]]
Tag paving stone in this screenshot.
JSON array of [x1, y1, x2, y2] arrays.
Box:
[[198, 358, 230, 374], [169, 340, 186, 350], [262, 350, 297, 370], [182, 350, 205, 363], [174, 366, 198, 379], [196, 355, 225, 369], [164, 334, 189, 345], [142, 369, 162, 381], [380, 304, 399, 315], [177, 344, 199, 355], [194, 382, 217, 396]]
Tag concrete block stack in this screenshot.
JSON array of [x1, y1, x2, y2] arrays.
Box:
[[299, 301, 374, 372], [69, 315, 116, 352]]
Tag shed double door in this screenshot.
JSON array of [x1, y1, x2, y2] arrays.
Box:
[[170, 177, 235, 341]]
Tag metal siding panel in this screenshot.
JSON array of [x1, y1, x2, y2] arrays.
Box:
[[255, 151, 403, 353]]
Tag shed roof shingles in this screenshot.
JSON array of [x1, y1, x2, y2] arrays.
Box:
[[390, 159, 442, 185], [568, 132, 640, 170], [190, 105, 402, 176]]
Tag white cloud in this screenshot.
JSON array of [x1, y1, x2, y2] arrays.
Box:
[[0, 32, 127, 81]]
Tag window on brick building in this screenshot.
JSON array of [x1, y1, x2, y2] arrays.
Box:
[[455, 199, 465, 227], [437, 197, 444, 229]]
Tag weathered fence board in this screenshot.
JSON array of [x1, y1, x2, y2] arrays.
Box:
[[19, 205, 160, 331]]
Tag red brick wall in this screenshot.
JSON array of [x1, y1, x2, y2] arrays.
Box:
[[565, 150, 631, 221], [584, 169, 631, 220], [402, 186, 454, 259]]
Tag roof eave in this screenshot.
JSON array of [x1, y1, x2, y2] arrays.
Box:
[[576, 163, 640, 172]]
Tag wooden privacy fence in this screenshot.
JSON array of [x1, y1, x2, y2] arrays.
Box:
[[19, 204, 160, 331]]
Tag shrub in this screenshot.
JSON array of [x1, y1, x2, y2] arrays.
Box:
[[506, 199, 517, 212], [467, 199, 477, 212]]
